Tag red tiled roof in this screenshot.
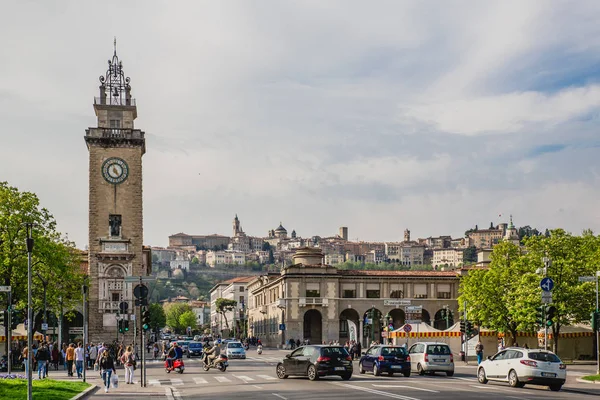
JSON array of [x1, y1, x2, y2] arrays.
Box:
[[223, 276, 256, 284]]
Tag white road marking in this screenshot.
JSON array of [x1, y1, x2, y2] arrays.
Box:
[[165, 387, 174, 400], [148, 379, 161, 386], [252, 385, 262, 389], [214, 376, 232, 383], [331, 382, 421, 400], [257, 374, 277, 380], [272, 394, 287, 400], [453, 377, 476, 381], [171, 387, 183, 400], [193, 377, 208, 385], [372, 385, 439, 393], [170, 378, 184, 386], [234, 375, 255, 381]]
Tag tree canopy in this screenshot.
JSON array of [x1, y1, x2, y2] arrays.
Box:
[[164, 303, 193, 333], [215, 298, 237, 331], [148, 303, 166, 331]]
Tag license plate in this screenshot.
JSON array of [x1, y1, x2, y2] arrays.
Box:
[[541, 372, 556, 377], [391, 365, 402, 369], [334, 367, 345, 371], [434, 359, 445, 362]]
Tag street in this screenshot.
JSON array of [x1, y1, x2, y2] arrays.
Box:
[[83, 350, 600, 399]]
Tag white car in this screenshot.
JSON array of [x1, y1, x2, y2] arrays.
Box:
[[477, 348, 566, 391], [408, 342, 454, 376], [225, 341, 247, 359]]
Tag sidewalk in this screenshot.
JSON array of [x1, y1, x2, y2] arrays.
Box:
[[50, 369, 167, 396]]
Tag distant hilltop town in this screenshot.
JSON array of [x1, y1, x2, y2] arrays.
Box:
[[151, 215, 535, 271]]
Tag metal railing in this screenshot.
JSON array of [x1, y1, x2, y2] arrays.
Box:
[[86, 127, 144, 140], [298, 298, 329, 306], [94, 97, 136, 106]]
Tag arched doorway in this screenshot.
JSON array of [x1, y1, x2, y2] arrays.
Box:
[[433, 309, 454, 330], [421, 309, 431, 325], [388, 309, 405, 330], [303, 310, 322, 344], [64, 311, 84, 342], [363, 308, 382, 345], [339, 309, 360, 342]]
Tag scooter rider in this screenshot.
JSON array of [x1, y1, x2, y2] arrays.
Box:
[[203, 341, 220, 366], [166, 343, 178, 369]]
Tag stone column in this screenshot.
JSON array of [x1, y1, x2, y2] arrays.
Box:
[[359, 319, 364, 348]]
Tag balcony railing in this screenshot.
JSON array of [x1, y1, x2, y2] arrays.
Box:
[[86, 128, 145, 140], [298, 298, 329, 307], [94, 97, 136, 106]]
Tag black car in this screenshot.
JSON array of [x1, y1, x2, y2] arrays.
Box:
[[187, 341, 203, 358], [276, 345, 353, 381], [359, 345, 411, 377]]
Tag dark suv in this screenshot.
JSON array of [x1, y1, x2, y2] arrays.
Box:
[[359, 345, 411, 377], [276, 345, 353, 381], [187, 341, 203, 358]]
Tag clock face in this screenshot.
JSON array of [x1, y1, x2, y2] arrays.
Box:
[[102, 157, 129, 184]]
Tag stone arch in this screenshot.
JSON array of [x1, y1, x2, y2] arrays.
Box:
[[339, 308, 360, 342], [64, 311, 84, 343], [303, 309, 322, 344], [421, 309, 431, 325], [363, 307, 383, 345], [433, 309, 454, 330], [106, 264, 126, 277], [387, 308, 405, 330]]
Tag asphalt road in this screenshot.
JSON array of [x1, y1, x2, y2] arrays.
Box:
[[86, 350, 600, 400]]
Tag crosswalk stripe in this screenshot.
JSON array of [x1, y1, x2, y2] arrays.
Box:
[[256, 375, 277, 380], [214, 376, 232, 383], [171, 378, 184, 386], [148, 379, 160, 386], [193, 377, 208, 384], [234, 375, 255, 381]]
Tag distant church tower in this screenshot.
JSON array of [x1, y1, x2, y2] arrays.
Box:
[[84, 40, 147, 343], [404, 229, 411, 242]]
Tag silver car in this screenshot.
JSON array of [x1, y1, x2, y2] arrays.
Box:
[[408, 342, 454, 376], [226, 341, 247, 359]]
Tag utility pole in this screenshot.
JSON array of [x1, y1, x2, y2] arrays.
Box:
[[596, 270, 599, 375], [82, 282, 88, 383], [463, 300, 468, 365], [25, 223, 35, 400]]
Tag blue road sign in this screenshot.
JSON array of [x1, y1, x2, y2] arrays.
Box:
[[540, 277, 554, 292], [279, 324, 286, 331]]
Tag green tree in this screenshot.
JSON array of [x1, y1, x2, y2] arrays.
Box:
[[164, 303, 192, 333], [191, 256, 199, 264], [179, 310, 197, 332], [148, 303, 167, 331], [268, 249, 275, 264], [463, 246, 477, 264], [261, 242, 271, 251], [215, 298, 237, 332]]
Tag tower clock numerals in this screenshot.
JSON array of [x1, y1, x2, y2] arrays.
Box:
[[102, 157, 129, 184]]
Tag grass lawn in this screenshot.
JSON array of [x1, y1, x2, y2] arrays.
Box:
[[582, 374, 600, 382], [0, 379, 91, 399]]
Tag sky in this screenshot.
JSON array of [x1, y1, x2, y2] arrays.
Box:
[[1, 0, 600, 248]]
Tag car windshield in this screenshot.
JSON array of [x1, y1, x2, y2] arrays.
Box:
[[189, 343, 202, 349], [321, 347, 349, 356], [228, 342, 243, 348], [528, 352, 561, 362], [426, 345, 451, 355], [381, 347, 407, 356]]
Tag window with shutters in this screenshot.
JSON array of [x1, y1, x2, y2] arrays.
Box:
[[366, 283, 380, 299], [414, 284, 428, 299], [437, 284, 451, 299], [390, 283, 404, 299], [341, 283, 356, 298], [306, 283, 320, 298]]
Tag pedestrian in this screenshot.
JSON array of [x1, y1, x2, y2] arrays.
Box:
[[89, 342, 98, 369], [66, 343, 75, 377], [98, 350, 116, 393], [475, 340, 484, 365], [75, 343, 85, 378], [61, 344, 67, 371], [21, 345, 30, 377], [52, 345, 60, 371], [153, 343, 159, 359], [37, 343, 49, 379], [120, 345, 135, 384]]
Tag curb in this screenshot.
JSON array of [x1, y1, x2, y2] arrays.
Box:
[[70, 384, 98, 400], [576, 378, 600, 385]]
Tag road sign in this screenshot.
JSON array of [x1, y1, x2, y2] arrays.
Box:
[[119, 301, 129, 313], [384, 299, 411, 307], [406, 319, 421, 324], [403, 324, 412, 333], [405, 305, 422, 324], [405, 305, 423, 312], [124, 276, 156, 283], [41, 323, 48, 330], [579, 276, 595, 282], [366, 318, 373, 324], [542, 291, 553, 304], [133, 284, 149, 299], [130, 314, 136, 321], [279, 324, 286, 331], [540, 277, 554, 292], [0, 286, 11, 292]]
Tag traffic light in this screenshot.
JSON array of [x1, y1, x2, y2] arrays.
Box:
[[10, 309, 22, 330], [118, 319, 124, 333], [0, 310, 5, 327], [124, 320, 129, 332], [535, 305, 546, 326], [546, 306, 557, 327], [142, 307, 150, 331], [466, 321, 473, 334], [592, 311, 600, 332], [460, 320, 466, 333]]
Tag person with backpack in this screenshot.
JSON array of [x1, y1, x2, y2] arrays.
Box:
[[475, 340, 484, 365], [120, 345, 136, 384]]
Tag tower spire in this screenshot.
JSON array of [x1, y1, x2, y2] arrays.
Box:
[[113, 36, 117, 56]]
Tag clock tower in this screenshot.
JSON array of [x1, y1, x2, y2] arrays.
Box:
[[85, 42, 147, 343]]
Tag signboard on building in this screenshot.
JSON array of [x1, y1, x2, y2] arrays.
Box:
[[384, 299, 411, 307], [405, 305, 422, 324]]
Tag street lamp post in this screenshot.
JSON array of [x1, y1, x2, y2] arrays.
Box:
[[277, 300, 285, 348], [24, 223, 35, 400], [34, 272, 48, 339]]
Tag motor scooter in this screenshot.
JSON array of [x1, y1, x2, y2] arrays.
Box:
[[201, 352, 228, 372], [164, 358, 185, 374], [257, 345, 263, 355]]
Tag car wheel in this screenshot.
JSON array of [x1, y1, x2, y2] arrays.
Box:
[[359, 362, 365, 374], [549, 384, 562, 392], [276, 364, 288, 379], [508, 370, 520, 388], [388, 372, 394, 377], [307, 365, 319, 381], [446, 371, 454, 377], [373, 364, 381, 376], [403, 370, 411, 378], [341, 374, 351, 381], [477, 367, 488, 384], [417, 363, 425, 376]]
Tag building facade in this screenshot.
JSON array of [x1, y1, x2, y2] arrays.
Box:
[[85, 45, 150, 343], [246, 247, 460, 348], [209, 277, 254, 337], [432, 248, 464, 268]]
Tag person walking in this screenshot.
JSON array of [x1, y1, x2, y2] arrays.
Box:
[[66, 343, 75, 376], [89, 343, 98, 369], [22, 345, 31, 378], [475, 340, 484, 365], [99, 350, 116, 393], [36, 344, 50, 379], [120, 345, 135, 384], [75, 343, 85, 378], [52, 345, 60, 371]]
